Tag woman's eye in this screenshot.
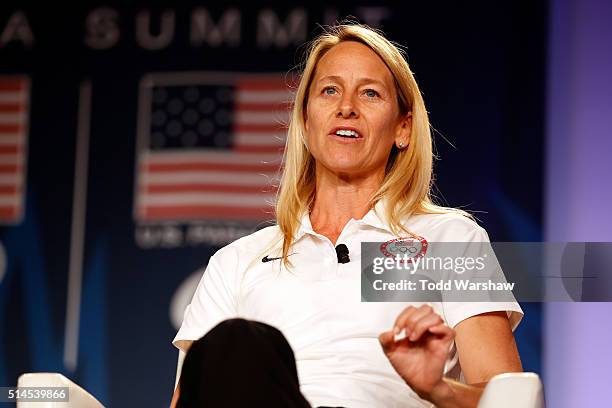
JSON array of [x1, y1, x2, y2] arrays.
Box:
[[364, 89, 379, 98], [323, 87, 337, 95]]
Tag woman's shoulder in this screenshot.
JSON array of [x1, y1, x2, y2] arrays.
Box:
[[213, 224, 283, 260], [404, 211, 488, 242], [197, 225, 282, 282]]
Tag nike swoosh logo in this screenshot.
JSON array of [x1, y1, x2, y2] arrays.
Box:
[[261, 253, 295, 263]]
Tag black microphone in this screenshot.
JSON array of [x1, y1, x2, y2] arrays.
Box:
[[335, 244, 350, 264]]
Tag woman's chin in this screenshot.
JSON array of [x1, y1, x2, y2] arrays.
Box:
[[314, 154, 384, 178], [323, 163, 377, 179]]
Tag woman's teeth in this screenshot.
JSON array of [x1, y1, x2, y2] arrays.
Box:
[[335, 129, 360, 138]]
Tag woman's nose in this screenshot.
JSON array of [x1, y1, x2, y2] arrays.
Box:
[[337, 94, 359, 118]]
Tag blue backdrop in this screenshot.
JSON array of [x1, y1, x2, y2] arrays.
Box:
[[0, 2, 545, 407]]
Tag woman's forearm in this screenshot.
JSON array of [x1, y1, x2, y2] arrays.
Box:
[[169, 383, 180, 408], [419, 378, 486, 408]]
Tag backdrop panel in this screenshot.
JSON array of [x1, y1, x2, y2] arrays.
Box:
[[0, 2, 545, 407]]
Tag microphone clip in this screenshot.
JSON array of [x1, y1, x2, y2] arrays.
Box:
[[336, 244, 350, 264]]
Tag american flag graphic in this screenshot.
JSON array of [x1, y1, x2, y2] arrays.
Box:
[[134, 72, 293, 222], [0, 77, 29, 224]]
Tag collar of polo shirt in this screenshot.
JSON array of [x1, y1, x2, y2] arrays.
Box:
[[294, 200, 391, 242]]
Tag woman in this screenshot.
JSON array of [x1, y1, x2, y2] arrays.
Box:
[[171, 23, 523, 407]]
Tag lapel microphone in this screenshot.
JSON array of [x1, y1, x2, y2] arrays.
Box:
[[335, 244, 350, 264]]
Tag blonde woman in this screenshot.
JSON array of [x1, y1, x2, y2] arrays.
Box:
[[171, 24, 523, 408]]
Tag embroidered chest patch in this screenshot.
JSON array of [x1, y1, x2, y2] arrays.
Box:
[[380, 235, 428, 263]]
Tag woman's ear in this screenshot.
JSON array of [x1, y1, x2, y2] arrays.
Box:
[[395, 112, 413, 149]]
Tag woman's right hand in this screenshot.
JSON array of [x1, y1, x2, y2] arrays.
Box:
[[378, 304, 455, 399]]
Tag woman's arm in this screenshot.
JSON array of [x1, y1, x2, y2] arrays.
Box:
[[169, 384, 180, 408], [454, 311, 522, 383], [169, 341, 193, 408], [379, 306, 522, 408], [419, 378, 486, 408]]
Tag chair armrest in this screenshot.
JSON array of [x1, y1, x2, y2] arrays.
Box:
[[477, 372, 544, 408], [17, 372, 105, 408]]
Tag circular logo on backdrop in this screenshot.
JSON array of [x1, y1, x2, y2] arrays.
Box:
[[169, 267, 206, 330], [380, 236, 428, 263]]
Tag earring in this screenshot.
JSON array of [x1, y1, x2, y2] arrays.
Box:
[[398, 141, 405, 149]]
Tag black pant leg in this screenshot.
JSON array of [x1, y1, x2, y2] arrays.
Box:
[[177, 318, 312, 408]]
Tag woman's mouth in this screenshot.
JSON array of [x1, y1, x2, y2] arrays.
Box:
[[334, 129, 360, 138], [329, 127, 363, 140]]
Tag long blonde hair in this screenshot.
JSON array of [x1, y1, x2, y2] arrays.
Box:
[[275, 23, 468, 263]]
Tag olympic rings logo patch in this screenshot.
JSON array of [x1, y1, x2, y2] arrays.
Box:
[[379, 236, 428, 263]]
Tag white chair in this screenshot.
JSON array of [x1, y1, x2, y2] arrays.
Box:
[[19, 366, 543, 407], [16, 373, 105, 408], [477, 372, 545, 408], [174, 350, 545, 407]]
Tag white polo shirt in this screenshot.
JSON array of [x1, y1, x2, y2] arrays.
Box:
[[173, 202, 523, 408]]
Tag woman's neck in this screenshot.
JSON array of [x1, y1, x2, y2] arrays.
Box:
[[309, 166, 384, 244]]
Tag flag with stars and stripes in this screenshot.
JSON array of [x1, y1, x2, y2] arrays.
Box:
[[134, 72, 293, 222], [0, 76, 29, 224]]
